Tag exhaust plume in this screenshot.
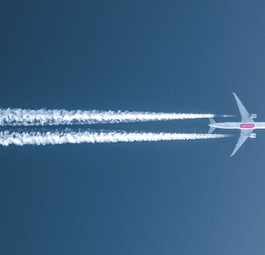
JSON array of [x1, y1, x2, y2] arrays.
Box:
[[0, 108, 229, 126], [0, 130, 231, 146]]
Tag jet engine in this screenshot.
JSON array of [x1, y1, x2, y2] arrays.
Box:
[[249, 133, 256, 139], [251, 114, 257, 119]]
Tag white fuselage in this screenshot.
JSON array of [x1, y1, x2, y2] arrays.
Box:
[[209, 122, 265, 130]]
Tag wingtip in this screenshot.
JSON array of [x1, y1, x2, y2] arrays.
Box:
[[230, 150, 236, 157], [230, 147, 237, 157], [230, 146, 238, 157]]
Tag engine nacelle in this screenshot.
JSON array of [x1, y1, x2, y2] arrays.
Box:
[[249, 133, 256, 139], [251, 114, 257, 119]]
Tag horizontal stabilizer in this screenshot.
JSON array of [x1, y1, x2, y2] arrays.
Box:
[[208, 126, 216, 134], [209, 118, 216, 124], [208, 118, 216, 134]]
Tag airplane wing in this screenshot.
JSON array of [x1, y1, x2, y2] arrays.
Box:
[[230, 129, 253, 157], [232, 92, 253, 122]]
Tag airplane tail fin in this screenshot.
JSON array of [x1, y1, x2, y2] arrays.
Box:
[[208, 118, 216, 134]]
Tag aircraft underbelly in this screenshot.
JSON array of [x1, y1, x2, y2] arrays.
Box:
[[215, 122, 265, 130], [215, 123, 243, 129]]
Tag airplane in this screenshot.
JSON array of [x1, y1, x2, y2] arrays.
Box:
[[208, 92, 262, 157]]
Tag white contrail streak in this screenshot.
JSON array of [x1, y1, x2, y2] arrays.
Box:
[[0, 130, 231, 146], [0, 109, 228, 126]]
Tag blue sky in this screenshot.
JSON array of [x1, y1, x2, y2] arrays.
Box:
[[1, 1, 265, 254]]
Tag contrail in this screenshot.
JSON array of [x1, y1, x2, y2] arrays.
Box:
[[0, 130, 232, 146], [0, 109, 232, 126]]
